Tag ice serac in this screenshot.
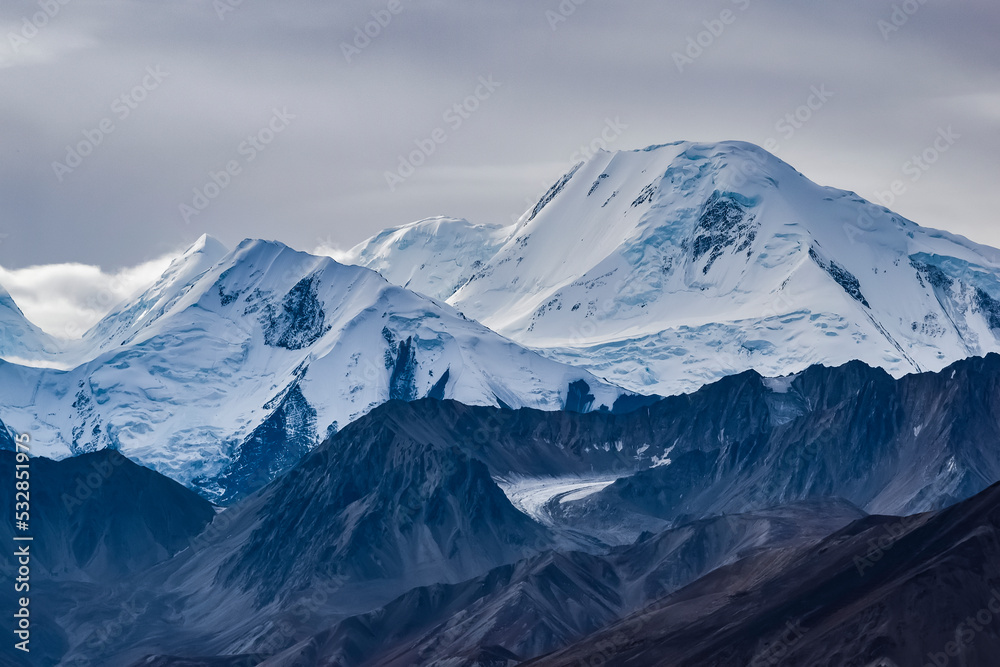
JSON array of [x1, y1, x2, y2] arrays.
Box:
[[345, 141, 1000, 395], [0, 236, 622, 501]]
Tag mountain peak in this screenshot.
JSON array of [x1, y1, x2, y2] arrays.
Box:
[[189, 233, 228, 258], [0, 278, 59, 363], [338, 217, 512, 301], [339, 139, 1000, 395]]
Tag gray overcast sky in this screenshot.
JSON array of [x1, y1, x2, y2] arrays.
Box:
[[1, 0, 998, 272]]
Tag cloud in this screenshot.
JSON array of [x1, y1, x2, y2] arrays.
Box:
[[311, 239, 351, 264], [0, 255, 174, 339]]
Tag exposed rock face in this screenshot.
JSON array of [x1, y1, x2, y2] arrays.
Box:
[[252, 501, 864, 667], [528, 481, 1000, 667], [261, 275, 331, 350], [0, 449, 215, 583], [212, 382, 317, 503]]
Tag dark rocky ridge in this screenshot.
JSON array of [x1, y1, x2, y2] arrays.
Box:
[[0, 449, 215, 667], [569, 353, 1000, 534], [528, 480, 1000, 667], [0, 448, 215, 582], [252, 501, 864, 667]]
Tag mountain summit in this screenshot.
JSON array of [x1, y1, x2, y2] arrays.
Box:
[[343, 141, 1000, 394]]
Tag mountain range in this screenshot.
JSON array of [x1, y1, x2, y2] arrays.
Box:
[[3, 139, 1000, 665], [4, 141, 1000, 501], [5, 353, 1000, 665]]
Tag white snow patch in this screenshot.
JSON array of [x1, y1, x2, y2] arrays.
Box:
[[651, 445, 675, 469], [763, 373, 798, 394]]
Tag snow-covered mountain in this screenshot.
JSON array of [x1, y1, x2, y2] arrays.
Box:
[[0, 234, 228, 367], [336, 216, 509, 302], [0, 282, 63, 363], [0, 237, 622, 500], [80, 233, 229, 357], [344, 141, 1000, 395]]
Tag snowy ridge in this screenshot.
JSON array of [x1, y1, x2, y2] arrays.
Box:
[[0, 237, 623, 499], [80, 233, 229, 356], [344, 141, 1000, 395], [0, 282, 65, 363], [336, 216, 512, 302]]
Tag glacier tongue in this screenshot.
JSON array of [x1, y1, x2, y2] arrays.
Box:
[[343, 141, 1000, 395]]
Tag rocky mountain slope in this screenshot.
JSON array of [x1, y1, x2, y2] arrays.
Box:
[[0, 448, 215, 667], [29, 354, 1000, 665], [251, 501, 864, 667], [529, 480, 1000, 667]]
